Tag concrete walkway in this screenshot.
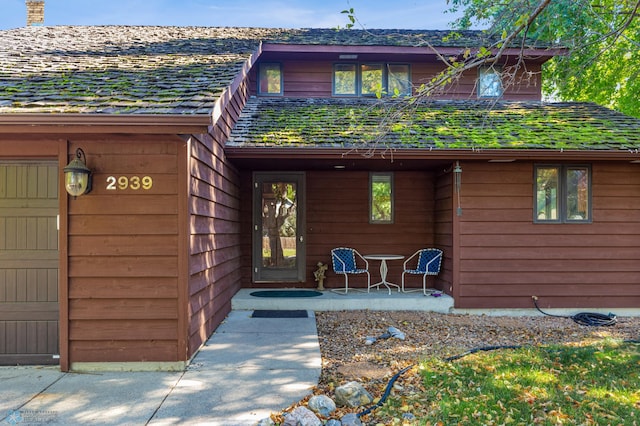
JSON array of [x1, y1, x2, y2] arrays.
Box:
[[0, 310, 321, 426]]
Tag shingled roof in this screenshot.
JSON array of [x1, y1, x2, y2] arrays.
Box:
[[0, 26, 541, 115], [259, 28, 523, 48], [227, 97, 640, 151], [0, 26, 273, 114]]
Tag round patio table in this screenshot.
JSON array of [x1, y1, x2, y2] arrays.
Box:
[[363, 254, 404, 294]]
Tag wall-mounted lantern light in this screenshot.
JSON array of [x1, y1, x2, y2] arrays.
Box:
[[63, 148, 92, 197]]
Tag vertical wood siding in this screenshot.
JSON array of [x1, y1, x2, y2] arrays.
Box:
[[456, 161, 640, 309], [250, 60, 542, 100], [67, 136, 182, 363], [0, 162, 59, 365]]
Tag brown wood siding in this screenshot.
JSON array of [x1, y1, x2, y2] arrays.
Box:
[[239, 170, 438, 291], [0, 162, 59, 365], [66, 136, 182, 364], [186, 86, 246, 358], [249, 60, 542, 100], [281, 61, 332, 97], [413, 63, 542, 101], [434, 171, 454, 295], [456, 161, 640, 309], [0, 135, 60, 157]]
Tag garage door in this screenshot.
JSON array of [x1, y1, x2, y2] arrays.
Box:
[[0, 163, 59, 365]]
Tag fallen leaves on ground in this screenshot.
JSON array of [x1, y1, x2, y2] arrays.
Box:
[[274, 311, 640, 424]]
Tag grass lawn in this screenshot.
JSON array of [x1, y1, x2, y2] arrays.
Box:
[[375, 339, 640, 425]]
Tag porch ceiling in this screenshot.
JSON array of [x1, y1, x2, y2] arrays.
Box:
[[225, 154, 451, 172]]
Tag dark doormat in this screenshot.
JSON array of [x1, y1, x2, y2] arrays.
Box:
[[249, 290, 323, 298], [251, 310, 309, 318]]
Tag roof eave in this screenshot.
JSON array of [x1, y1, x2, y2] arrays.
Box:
[[224, 146, 640, 162], [0, 114, 212, 134], [261, 43, 564, 59]]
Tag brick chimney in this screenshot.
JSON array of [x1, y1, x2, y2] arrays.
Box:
[[26, 0, 45, 26]]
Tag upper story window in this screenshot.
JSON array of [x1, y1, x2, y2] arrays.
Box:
[[388, 64, 412, 97], [361, 64, 384, 96], [334, 63, 411, 97], [478, 66, 503, 98], [535, 165, 591, 223], [334, 64, 357, 95], [258, 63, 283, 95]]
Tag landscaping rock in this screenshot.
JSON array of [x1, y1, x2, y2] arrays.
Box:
[[334, 381, 373, 408], [282, 406, 322, 426], [256, 418, 275, 426], [340, 413, 363, 426], [325, 420, 342, 426], [307, 394, 336, 417]]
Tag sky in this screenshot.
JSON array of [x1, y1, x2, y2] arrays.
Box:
[[0, 0, 464, 30]]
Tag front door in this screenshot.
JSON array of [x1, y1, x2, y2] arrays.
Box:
[[0, 162, 59, 365], [253, 172, 305, 282]]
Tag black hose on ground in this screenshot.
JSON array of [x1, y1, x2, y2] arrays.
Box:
[[445, 345, 523, 361], [357, 345, 523, 418], [357, 364, 413, 418], [532, 296, 617, 327]]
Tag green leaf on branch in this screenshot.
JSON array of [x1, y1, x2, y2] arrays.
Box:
[[340, 8, 356, 28], [477, 46, 492, 58], [514, 13, 530, 28], [449, 0, 640, 117]]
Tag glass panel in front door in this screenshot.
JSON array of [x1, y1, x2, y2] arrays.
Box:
[[263, 182, 296, 268], [253, 173, 305, 282]]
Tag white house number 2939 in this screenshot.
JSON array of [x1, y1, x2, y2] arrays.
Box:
[[106, 176, 153, 191]]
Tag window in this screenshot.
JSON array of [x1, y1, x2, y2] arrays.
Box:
[[370, 173, 393, 223], [478, 66, 503, 98], [535, 165, 591, 223], [361, 64, 383, 96], [334, 64, 357, 95], [333, 63, 411, 97], [258, 63, 282, 95], [388, 64, 411, 96]]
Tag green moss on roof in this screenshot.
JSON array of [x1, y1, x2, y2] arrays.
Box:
[[227, 98, 640, 151]]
